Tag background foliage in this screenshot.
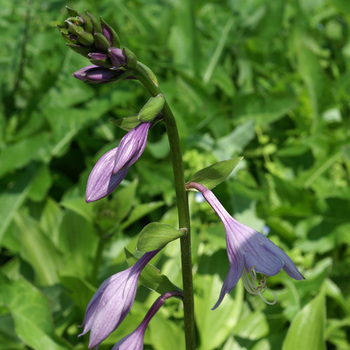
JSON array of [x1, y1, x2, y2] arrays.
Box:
[[1, 0, 350, 349]]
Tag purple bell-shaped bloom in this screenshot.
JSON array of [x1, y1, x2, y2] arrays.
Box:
[[186, 182, 304, 309], [79, 251, 159, 349], [112, 291, 183, 350], [86, 122, 151, 202]]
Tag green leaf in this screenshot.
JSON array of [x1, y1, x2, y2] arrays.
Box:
[[188, 157, 243, 190], [124, 249, 181, 295], [137, 223, 185, 252], [282, 291, 326, 350], [0, 275, 70, 350], [0, 164, 41, 244]]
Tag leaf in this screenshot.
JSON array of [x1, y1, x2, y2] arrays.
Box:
[[14, 212, 60, 286], [0, 275, 70, 350], [124, 249, 181, 295], [282, 291, 326, 350], [0, 164, 41, 243], [137, 223, 185, 252], [188, 158, 243, 190]]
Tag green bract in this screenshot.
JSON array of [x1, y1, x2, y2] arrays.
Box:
[[138, 94, 165, 122], [137, 222, 185, 251], [187, 158, 243, 190]]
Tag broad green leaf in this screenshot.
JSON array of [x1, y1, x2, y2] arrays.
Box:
[[282, 291, 326, 350], [188, 157, 243, 190], [0, 133, 51, 177], [14, 213, 60, 286], [58, 210, 98, 277], [0, 164, 41, 243], [124, 249, 181, 295], [59, 276, 95, 313], [60, 197, 94, 222], [0, 275, 70, 350], [121, 201, 164, 230], [137, 223, 185, 252], [149, 311, 185, 350], [195, 252, 244, 350]]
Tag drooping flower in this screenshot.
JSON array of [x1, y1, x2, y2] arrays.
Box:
[[86, 122, 152, 202], [112, 291, 183, 350], [79, 250, 159, 349], [186, 181, 304, 309]]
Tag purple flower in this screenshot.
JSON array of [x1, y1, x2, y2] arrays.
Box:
[[86, 122, 151, 202], [108, 47, 127, 68], [73, 65, 126, 84], [186, 182, 304, 309], [79, 251, 159, 349], [112, 291, 183, 350], [113, 122, 152, 175]]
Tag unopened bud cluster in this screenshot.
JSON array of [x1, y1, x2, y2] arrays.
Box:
[[57, 7, 137, 82]]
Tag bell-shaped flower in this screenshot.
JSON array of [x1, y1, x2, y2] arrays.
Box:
[[112, 291, 183, 350], [186, 182, 304, 309], [79, 251, 159, 349], [86, 122, 151, 202]]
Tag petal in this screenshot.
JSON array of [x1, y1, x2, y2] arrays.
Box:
[[225, 219, 283, 275], [113, 123, 151, 174], [86, 147, 129, 202], [212, 237, 244, 309]]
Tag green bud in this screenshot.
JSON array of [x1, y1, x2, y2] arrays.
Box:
[[85, 10, 102, 33], [137, 61, 159, 87], [138, 94, 165, 122], [75, 29, 94, 46], [66, 43, 94, 57], [94, 32, 111, 51], [80, 13, 93, 34], [123, 47, 137, 69], [66, 6, 79, 17]]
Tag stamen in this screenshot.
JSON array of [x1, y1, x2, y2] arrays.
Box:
[[241, 267, 277, 305]]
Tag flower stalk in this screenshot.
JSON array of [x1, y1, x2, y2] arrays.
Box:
[[133, 63, 196, 350]]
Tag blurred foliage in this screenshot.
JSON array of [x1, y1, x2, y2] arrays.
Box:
[[1, 0, 350, 349]]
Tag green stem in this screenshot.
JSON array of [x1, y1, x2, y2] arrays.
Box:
[[134, 63, 196, 350]]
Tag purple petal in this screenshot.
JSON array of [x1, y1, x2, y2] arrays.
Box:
[[73, 65, 125, 84], [86, 147, 129, 202], [113, 122, 152, 174], [108, 47, 127, 68]]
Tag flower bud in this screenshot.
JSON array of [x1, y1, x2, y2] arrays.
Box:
[[138, 95, 165, 122], [73, 65, 127, 84], [108, 48, 127, 68], [122, 47, 137, 68], [88, 52, 113, 69], [66, 43, 94, 56], [93, 32, 111, 51], [100, 17, 120, 47], [85, 10, 102, 33]]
